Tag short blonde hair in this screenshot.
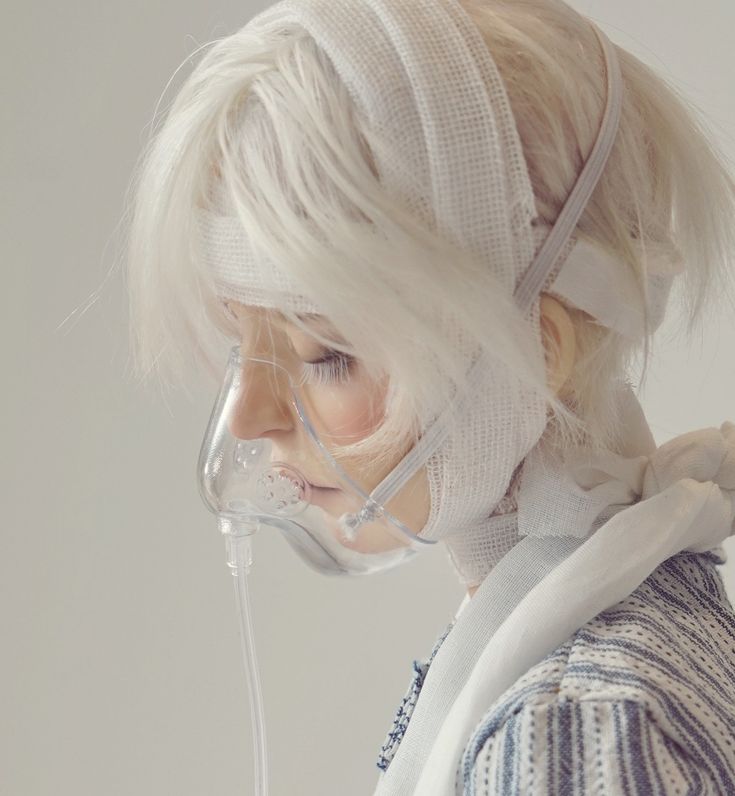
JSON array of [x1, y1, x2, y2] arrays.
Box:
[[123, 0, 735, 471]]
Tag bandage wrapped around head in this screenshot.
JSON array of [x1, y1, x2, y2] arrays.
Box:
[[195, 0, 682, 584]]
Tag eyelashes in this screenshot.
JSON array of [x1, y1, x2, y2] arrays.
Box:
[[299, 350, 356, 386]]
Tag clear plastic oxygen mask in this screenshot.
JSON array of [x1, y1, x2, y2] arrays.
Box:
[[197, 329, 436, 795], [198, 342, 435, 574]]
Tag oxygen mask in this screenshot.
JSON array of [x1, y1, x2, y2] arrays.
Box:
[[197, 342, 435, 576]]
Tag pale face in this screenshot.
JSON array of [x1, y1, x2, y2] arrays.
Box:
[[219, 295, 573, 596], [223, 301, 432, 541]]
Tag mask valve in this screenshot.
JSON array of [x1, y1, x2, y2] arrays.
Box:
[[255, 464, 312, 516]]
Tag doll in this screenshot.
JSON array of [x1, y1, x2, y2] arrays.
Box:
[[124, 1, 735, 792]]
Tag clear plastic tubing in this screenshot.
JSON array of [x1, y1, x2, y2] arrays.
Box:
[[224, 525, 269, 796]]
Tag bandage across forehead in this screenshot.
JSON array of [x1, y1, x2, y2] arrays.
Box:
[[197, 0, 682, 341], [195, 0, 680, 584], [201, 201, 682, 344]]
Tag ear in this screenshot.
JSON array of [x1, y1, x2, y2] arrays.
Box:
[[539, 294, 576, 398]]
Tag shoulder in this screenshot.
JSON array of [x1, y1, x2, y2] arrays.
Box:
[[459, 550, 735, 795], [460, 696, 720, 795]]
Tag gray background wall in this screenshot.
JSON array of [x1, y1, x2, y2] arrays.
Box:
[[4, 1, 734, 794]]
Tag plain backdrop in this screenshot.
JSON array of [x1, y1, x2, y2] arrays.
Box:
[[4, 1, 735, 794]]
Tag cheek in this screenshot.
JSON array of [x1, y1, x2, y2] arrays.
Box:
[[312, 374, 389, 444]]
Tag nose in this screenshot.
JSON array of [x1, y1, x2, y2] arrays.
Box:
[[227, 358, 294, 440]]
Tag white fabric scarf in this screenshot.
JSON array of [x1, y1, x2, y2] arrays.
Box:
[[374, 381, 735, 795]]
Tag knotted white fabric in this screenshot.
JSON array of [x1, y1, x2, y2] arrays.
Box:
[[519, 403, 735, 543]]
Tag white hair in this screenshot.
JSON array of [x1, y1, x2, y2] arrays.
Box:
[[123, 0, 735, 471]]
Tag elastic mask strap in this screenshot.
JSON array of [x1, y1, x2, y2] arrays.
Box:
[[513, 24, 623, 313], [366, 24, 623, 529]]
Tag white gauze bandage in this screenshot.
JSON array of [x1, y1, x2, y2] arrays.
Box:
[[195, 0, 679, 588]]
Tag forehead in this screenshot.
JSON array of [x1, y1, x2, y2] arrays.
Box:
[[223, 300, 323, 325], [222, 301, 345, 343], [221, 301, 358, 361]]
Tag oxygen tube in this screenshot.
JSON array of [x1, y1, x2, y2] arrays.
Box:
[[195, 342, 432, 794], [221, 518, 269, 796], [196, 351, 270, 795]]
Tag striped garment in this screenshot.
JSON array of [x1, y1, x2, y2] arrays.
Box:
[[377, 548, 735, 794]]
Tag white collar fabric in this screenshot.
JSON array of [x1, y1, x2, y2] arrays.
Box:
[[375, 381, 735, 794]]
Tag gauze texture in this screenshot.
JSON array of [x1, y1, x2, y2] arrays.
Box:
[[195, 0, 625, 585]]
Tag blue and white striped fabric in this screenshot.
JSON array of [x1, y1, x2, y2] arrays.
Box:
[[377, 548, 735, 794]]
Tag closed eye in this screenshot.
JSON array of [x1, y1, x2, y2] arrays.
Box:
[[298, 350, 355, 386]]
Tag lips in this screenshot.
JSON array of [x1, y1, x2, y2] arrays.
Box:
[[269, 461, 338, 490], [267, 446, 340, 490], [306, 482, 346, 513], [304, 473, 341, 490]]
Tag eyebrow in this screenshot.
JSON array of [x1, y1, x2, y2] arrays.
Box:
[[275, 311, 324, 328], [294, 313, 323, 322]]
